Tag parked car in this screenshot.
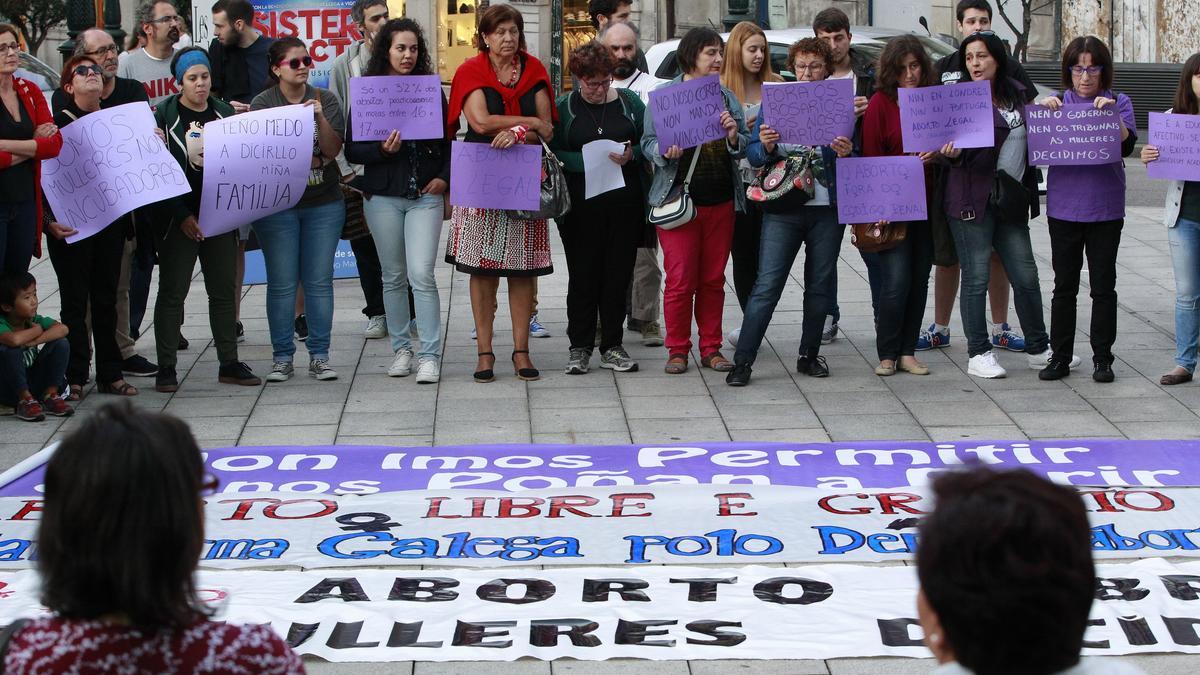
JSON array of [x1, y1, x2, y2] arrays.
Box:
[[15, 51, 59, 107]]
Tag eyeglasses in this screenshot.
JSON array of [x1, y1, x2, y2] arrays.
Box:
[[0, 43, 20, 55], [580, 77, 613, 89], [277, 55, 313, 69], [1070, 65, 1103, 76], [149, 15, 181, 24], [84, 44, 119, 57], [73, 64, 104, 77], [793, 63, 826, 73]]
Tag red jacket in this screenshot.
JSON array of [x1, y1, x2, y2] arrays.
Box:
[[0, 77, 63, 257]]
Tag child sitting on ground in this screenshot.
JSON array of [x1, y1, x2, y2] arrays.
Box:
[[0, 273, 73, 421]]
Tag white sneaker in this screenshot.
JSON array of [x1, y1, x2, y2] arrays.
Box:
[[726, 327, 741, 348], [265, 360, 294, 382], [1027, 349, 1082, 370], [388, 347, 414, 377], [415, 358, 440, 384], [364, 315, 387, 339], [821, 315, 839, 344], [967, 351, 1007, 379]]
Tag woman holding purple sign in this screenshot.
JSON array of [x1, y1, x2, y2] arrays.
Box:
[[940, 31, 1060, 380], [1143, 53, 1200, 386], [643, 27, 749, 376], [445, 4, 556, 383], [1035, 36, 1135, 383], [862, 36, 938, 377], [150, 46, 260, 393], [345, 19, 450, 385]]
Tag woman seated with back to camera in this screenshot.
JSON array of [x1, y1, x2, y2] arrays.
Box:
[[0, 400, 304, 673]]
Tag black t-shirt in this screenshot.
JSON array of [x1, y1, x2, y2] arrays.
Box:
[[50, 76, 149, 115], [565, 94, 640, 204], [176, 103, 221, 216], [1181, 181, 1200, 223], [0, 97, 33, 202]]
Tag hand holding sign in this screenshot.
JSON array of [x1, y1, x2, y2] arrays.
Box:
[[760, 79, 854, 146], [898, 80, 994, 153], [1026, 104, 1121, 166], [648, 75, 726, 150], [349, 75, 443, 141], [40, 102, 189, 243]]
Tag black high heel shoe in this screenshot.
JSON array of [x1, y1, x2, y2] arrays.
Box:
[[512, 350, 540, 381], [474, 351, 496, 383]]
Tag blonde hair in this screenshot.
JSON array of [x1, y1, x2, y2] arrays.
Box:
[[720, 21, 782, 105]]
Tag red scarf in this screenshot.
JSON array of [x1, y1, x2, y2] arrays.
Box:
[[446, 51, 558, 136]]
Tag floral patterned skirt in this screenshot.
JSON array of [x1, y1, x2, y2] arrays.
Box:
[[445, 206, 553, 277]]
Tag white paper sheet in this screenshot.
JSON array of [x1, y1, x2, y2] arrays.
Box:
[[582, 139, 627, 199]]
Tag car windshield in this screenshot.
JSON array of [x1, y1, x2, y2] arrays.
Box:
[[16, 53, 59, 93]]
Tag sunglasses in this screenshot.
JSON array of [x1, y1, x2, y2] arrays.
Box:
[[277, 55, 313, 69], [73, 64, 104, 77]]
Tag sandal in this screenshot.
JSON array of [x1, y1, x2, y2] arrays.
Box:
[[474, 352, 496, 383], [512, 350, 540, 381], [664, 353, 689, 374], [701, 352, 734, 372], [66, 384, 84, 401], [97, 380, 138, 396]]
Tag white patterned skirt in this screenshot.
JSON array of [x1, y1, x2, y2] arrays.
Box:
[[445, 206, 553, 277]]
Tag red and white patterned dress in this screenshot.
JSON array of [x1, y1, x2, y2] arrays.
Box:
[[445, 206, 553, 277], [3, 618, 305, 674]]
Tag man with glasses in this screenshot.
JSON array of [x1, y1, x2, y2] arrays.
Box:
[[118, 0, 183, 108]]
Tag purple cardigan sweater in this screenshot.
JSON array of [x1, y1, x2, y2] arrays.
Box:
[[1045, 89, 1137, 222]]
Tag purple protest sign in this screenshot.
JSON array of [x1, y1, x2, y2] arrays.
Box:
[[196, 105, 314, 237], [1147, 112, 1200, 181], [648, 74, 726, 150], [348, 75, 443, 141], [761, 78, 854, 146], [40, 103, 190, 243], [835, 156, 927, 224], [4, 439, 1200, 496], [449, 140, 541, 211], [898, 80, 994, 153], [1026, 104, 1121, 166]]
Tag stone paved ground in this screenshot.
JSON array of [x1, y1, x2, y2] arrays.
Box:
[[3, 165, 1198, 671]]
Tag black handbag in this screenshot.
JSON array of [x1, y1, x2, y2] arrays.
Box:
[[510, 138, 572, 221], [991, 169, 1030, 227]]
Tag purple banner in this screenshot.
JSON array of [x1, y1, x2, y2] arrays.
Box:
[[1147, 112, 1200, 181], [40, 103, 190, 243], [648, 75, 726, 150], [4, 440, 1200, 496], [1026, 104, 1121, 166], [348, 75, 443, 142], [196, 105, 314, 237], [835, 156, 928, 224], [898, 80, 994, 153], [449, 141, 541, 210], [761, 78, 854, 146]]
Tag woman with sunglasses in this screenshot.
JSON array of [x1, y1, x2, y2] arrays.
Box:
[[345, 19, 450, 384], [941, 31, 1064, 379], [550, 41, 645, 375], [0, 23, 61, 275], [43, 55, 137, 399], [251, 37, 346, 383], [1034, 36, 1134, 383], [149, 46, 261, 393], [0, 400, 304, 672], [1143, 53, 1200, 386]]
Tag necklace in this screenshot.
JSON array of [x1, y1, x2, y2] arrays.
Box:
[[580, 93, 608, 134]]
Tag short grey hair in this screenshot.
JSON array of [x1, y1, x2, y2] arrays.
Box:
[[137, 0, 175, 27], [351, 0, 388, 26], [598, 20, 640, 41]]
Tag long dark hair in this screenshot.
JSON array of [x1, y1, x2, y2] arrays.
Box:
[[366, 18, 432, 77], [875, 35, 936, 100], [267, 36, 307, 83], [38, 401, 212, 629], [958, 31, 1019, 106], [1174, 53, 1200, 115]]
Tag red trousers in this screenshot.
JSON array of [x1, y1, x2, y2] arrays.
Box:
[[658, 202, 735, 356]]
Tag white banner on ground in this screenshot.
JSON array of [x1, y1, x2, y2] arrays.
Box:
[[0, 484, 1195, 569], [5, 559, 1200, 661]]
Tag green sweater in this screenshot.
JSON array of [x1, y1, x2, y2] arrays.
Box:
[[153, 94, 235, 231], [550, 88, 646, 173]]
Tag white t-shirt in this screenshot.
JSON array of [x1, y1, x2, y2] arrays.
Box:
[[612, 70, 667, 106], [116, 47, 179, 107]]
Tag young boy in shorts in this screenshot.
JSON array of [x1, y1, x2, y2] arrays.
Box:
[[0, 273, 73, 421]]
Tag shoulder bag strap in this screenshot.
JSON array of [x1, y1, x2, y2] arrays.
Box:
[[680, 145, 701, 189], [0, 618, 31, 673]]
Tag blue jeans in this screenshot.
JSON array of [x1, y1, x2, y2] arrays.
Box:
[[0, 337, 69, 405], [735, 206, 843, 366], [948, 207, 1048, 357], [830, 250, 882, 324], [876, 220, 933, 361], [0, 199, 36, 275], [1169, 217, 1200, 372], [362, 193, 444, 360], [252, 199, 345, 362]]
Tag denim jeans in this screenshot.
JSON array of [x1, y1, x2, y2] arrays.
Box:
[[735, 206, 843, 366], [252, 199, 345, 362], [0, 337, 69, 405], [0, 199, 36, 275], [875, 220, 934, 361], [948, 207, 1048, 357], [1168, 217, 1200, 372], [362, 193, 444, 360]]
